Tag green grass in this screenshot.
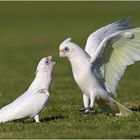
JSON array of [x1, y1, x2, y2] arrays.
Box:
[[0, 1, 140, 139]]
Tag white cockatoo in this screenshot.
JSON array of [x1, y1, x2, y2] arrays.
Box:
[[59, 18, 140, 116], [0, 56, 55, 123]]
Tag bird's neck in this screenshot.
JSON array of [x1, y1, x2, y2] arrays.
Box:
[[28, 71, 52, 91]]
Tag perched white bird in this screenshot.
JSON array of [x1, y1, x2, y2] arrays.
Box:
[[59, 18, 140, 116], [0, 56, 55, 123]]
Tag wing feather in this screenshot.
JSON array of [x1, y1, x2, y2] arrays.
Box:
[[1, 88, 43, 111], [85, 18, 133, 57], [92, 28, 140, 96]]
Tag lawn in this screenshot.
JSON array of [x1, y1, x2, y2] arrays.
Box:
[[0, 1, 140, 139]]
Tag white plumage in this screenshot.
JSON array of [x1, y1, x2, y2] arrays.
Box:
[[59, 18, 140, 116], [0, 56, 55, 123]]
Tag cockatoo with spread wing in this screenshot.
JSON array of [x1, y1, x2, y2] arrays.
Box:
[[0, 56, 55, 123], [59, 18, 140, 116]]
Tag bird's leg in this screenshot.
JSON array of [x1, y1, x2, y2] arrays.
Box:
[[89, 92, 96, 109], [83, 92, 96, 114], [78, 94, 90, 112], [34, 114, 40, 123], [83, 94, 90, 108], [83, 94, 91, 114]]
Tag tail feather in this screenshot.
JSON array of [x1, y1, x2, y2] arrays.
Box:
[[98, 97, 133, 116], [0, 107, 19, 123], [0, 110, 10, 123], [111, 98, 133, 116]]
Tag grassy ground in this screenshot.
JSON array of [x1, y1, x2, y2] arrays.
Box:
[[0, 1, 140, 139]]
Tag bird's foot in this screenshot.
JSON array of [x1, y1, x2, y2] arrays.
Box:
[[84, 107, 95, 114], [78, 107, 87, 112], [78, 107, 95, 114]]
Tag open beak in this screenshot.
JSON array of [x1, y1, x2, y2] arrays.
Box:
[[47, 56, 56, 65]]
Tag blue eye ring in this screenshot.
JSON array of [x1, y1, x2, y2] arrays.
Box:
[[64, 47, 69, 52], [45, 60, 50, 65]]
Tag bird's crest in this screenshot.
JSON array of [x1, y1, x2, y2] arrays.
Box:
[[47, 56, 52, 60], [61, 38, 71, 46]]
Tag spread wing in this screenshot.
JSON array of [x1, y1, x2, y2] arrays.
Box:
[[90, 28, 140, 96], [85, 18, 133, 57]]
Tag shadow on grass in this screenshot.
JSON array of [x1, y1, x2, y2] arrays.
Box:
[[129, 106, 140, 112], [41, 114, 67, 122], [12, 114, 67, 124], [13, 118, 28, 124]]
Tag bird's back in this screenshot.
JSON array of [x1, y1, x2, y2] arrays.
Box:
[[0, 90, 49, 123]]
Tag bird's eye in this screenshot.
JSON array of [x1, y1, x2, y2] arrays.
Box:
[[64, 47, 69, 52], [45, 60, 50, 65]]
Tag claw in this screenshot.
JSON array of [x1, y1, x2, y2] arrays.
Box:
[[84, 107, 94, 114], [78, 108, 87, 112], [77, 107, 95, 114]]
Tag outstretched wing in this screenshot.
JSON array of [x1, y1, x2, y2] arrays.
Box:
[[91, 28, 140, 96], [85, 18, 133, 57]]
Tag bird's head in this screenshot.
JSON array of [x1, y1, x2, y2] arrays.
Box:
[[59, 38, 82, 59], [36, 56, 56, 74]]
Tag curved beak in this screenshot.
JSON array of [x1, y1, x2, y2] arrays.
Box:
[[47, 56, 56, 65], [59, 49, 64, 57]]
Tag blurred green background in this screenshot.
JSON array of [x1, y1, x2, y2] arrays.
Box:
[[0, 1, 140, 138]]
